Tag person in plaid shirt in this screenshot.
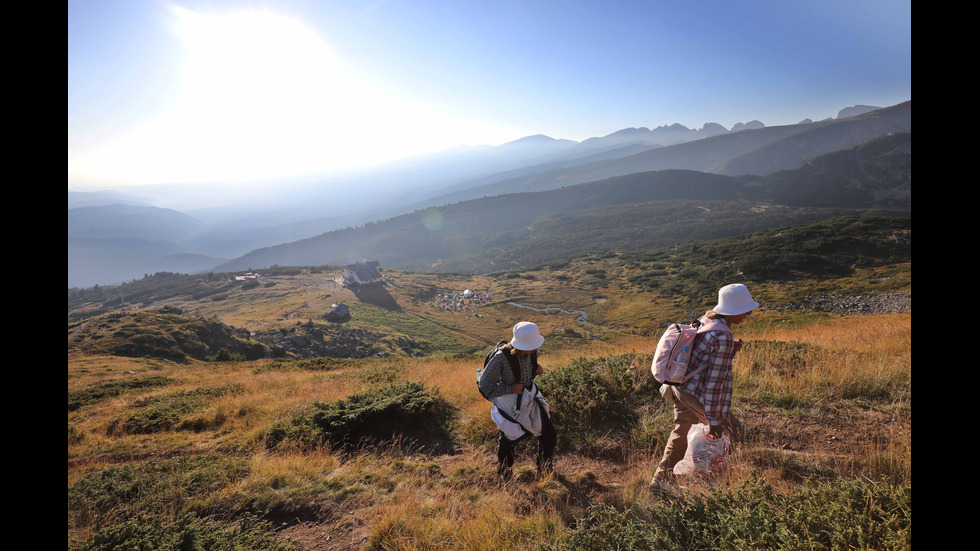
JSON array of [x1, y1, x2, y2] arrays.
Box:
[[652, 284, 758, 489]]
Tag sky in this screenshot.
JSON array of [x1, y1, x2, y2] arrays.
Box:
[[68, 0, 911, 189]]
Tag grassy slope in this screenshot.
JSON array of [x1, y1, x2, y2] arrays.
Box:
[[219, 143, 909, 275], [68, 216, 911, 550], [68, 315, 911, 550]]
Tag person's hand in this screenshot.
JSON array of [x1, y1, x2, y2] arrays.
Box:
[[535, 364, 544, 376], [733, 338, 744, 353], [708, 424, 724, 439], [511, 383, 524, 394]]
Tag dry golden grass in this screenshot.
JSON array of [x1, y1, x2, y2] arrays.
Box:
[[68, 311, 911, 550], [735, 313, 911, 404]]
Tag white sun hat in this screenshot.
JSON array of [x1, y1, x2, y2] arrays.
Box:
[[510, 321, 545, 351], [713, 284, 759, 316]]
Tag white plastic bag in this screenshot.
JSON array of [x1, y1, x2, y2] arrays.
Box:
[[673, 423, 730, 478]]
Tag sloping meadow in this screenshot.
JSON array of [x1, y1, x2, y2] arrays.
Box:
[[69, 311, 910, 550]]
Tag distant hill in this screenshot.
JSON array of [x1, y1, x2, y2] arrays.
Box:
[[67, 190, 154, 209], [711, 103, 911, 176], [216, 132, 910, 274], [621, 215, 911, 300], [748, 132, 911, 209], [67, 308, 265, 362], [68, 204, 205, 241], [68, 237, 225, 288], [838, 104, 882, 118], [68, 215, 910, 330], [428, 102, 911, 203]]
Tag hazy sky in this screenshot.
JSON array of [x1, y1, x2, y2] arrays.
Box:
[[68, 0, 911, 188]]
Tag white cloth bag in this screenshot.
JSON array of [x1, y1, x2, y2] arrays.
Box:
[[490, 382, 551, 441]]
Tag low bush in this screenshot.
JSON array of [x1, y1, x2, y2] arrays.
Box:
[[107, 384, 245, 435], [551, 479, 910, 550], [267, 382, 457, 453], [68, 376, 174, 411], [210, 347, 246, 362], [68, 455, 249, 531], [71, 513, 294, 551], [536, 353, 665, 457]]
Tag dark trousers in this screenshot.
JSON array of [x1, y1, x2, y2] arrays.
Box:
[[496, 405, 556, 474]]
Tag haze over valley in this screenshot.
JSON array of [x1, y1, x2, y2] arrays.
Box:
[[68, 101, 910, 287]]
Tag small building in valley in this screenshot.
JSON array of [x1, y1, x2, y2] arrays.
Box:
[[326, 302, 350, 321], [342, 261, 383, 287]]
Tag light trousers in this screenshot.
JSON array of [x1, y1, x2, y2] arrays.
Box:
[[653, 386, 743, 481]]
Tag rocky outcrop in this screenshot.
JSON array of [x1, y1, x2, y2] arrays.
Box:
[[255, 322, 427, 359]]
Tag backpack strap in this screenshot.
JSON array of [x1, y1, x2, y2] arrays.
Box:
[[679, 317, 733, 384], [502, 347, 524, 384]]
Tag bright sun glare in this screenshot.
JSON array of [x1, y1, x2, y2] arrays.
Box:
[[69, 8, 497, 186]]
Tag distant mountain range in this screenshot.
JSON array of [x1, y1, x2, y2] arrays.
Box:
[[216, 131, 910, 274], [67, 101, 910, 287], [425, 102, 909, 206]]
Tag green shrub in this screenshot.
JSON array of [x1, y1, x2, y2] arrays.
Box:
[[551, 479, 910, 551], [266, 382, 456, 452], [68, 455, 249, 531], [109, 406, 181, 434], [107, 384, 245, 435], [536, 353, 665, 457], [262, 357, 348, 371], [72, 513, 294, 551], [69, 376, 174, 411], [210, 347, 246, 362]]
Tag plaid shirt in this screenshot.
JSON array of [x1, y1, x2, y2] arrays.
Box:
[[681, 317, 735, 426], [479, 349, 535, 399]]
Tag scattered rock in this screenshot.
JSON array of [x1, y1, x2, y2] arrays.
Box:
[[780, 293, 910, 314]]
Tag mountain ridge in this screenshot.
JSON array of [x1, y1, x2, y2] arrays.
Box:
[[213, 132, 909, 274]]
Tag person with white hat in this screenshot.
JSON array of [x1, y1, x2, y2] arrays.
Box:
[[652, 284, 758, 488], [478, 321, 556, 478]]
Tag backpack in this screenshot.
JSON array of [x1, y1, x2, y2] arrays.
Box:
[[477, 342, 537, 400], [651, 317, 731, 385]]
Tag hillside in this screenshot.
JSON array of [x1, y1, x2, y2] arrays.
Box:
[[425, 101, 911, 203], [67, 103, 910, 289], [70, 215, 910, 350], [216, 131, 910, 274], [68, 307, 266, 362], [68, 216, 911, 550]]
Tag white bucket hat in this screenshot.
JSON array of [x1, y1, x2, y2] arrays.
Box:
[[510, 321, 545, 351], [713, 284, 759, 316]]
